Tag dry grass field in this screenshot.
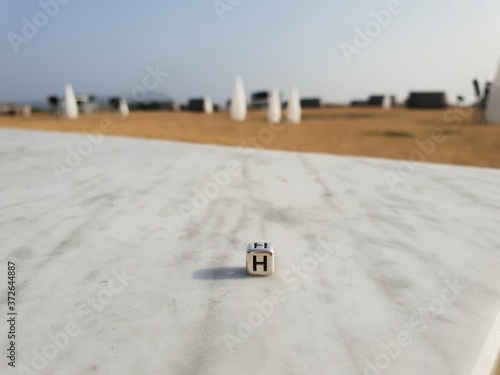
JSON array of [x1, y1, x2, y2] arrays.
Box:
[[1, 107, 499, 169]]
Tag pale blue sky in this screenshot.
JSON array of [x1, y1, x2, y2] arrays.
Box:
[[1, 0, 499, 105]]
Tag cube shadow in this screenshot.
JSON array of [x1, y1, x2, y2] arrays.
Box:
[[192, 267, 250, 280]]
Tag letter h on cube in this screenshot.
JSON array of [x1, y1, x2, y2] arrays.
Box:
[[246, 242, 274, 276]]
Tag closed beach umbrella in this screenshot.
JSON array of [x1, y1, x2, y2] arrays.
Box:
[[487, 60, 500, 124], [287, 85, 301, 124], [267, 89, 281, 124], [64, 84, 78, 119], [230, 75, 247, 122]]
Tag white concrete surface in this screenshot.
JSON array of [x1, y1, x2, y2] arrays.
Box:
[[0, 129, 499, 375]]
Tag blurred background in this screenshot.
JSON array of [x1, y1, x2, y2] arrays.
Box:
[[1, 0, 500, 167]]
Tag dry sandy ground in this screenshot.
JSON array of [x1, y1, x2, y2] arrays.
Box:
[[1, 107, 499, 169]]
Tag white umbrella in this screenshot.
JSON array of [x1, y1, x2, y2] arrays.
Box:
[[267, 89, 281, 124], [119, 98, 129, 117], [204, 96, 213, 114], [230, 75, 247, 122], [382, 94, 392, 110], [487, 60, 500, 125], [287, 85, 302, 124], [64, 84, 78, 119]]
